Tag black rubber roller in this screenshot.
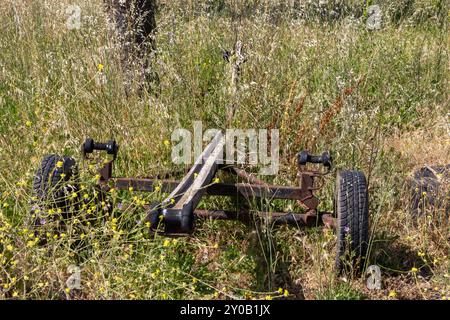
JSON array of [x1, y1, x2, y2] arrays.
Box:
[[82, 138, 118, 158]]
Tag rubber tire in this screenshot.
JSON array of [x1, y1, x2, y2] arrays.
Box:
[[335, 170, 369, 273], [31, 154, 78, 229]]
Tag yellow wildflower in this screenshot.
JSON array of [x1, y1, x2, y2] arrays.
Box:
[[388, 290, 397, 298]]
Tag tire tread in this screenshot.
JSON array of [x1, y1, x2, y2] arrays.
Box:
[[335, 170, 369, 272]]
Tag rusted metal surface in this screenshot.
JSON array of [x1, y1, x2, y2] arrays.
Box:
[[321, 213, 337, 229], [94, 138, 331, 233], [99, 161, 113, 181], [97, 149, 320, 214], [113, 177, 178, 192], [111, 177, 317, 203]]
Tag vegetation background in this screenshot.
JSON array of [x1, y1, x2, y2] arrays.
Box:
[[0, 0, 448, 299]]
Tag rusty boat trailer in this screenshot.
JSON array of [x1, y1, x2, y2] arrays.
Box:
[[32, 130, 369, 273], [82, 131, 336, 236]]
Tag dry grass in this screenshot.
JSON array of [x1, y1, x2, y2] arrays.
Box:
[[387, 113, 450, 170]]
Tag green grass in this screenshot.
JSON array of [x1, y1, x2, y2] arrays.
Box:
[[0, 0, 448, 300]]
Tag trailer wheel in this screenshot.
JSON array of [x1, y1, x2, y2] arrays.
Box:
[[335, 170, 369, 273], [31, 154, 79, 232]]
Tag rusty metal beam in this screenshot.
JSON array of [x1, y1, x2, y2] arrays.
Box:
[[145, 131, 226, 234], [194, 209, 335, 228], [111, 177, 317, 202]]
